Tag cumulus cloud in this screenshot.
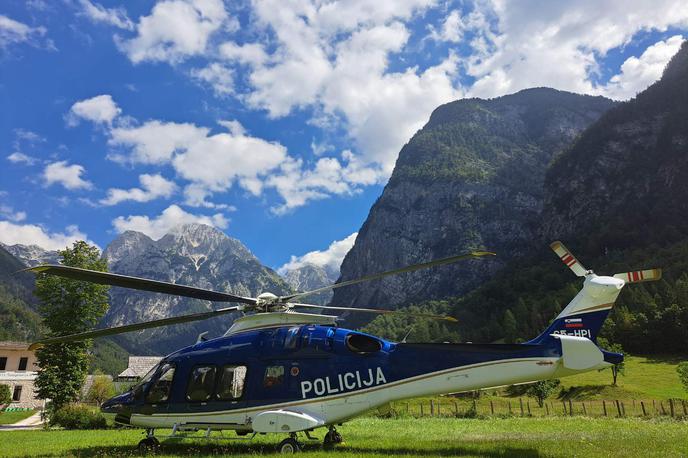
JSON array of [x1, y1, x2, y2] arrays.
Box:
[[0, 221, 92, 251], [461, 0, 688, 99], [68, 94, 121, 126], [116, 0, 230, 64], [190, 62, 234, 96], [7, 152, 38, 165], [43, 161, 93, 190], [0, 14, 47, 49], [597, 35, 685, 100], [0, 204, 27, 222], [278, 232, 357, 275], [112, 204, 228, 240], [77, 0, 134, 30], [100, 173, 177, 206], [428, 9, 464, 43]]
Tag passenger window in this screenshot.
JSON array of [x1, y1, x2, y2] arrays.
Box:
[[263, 365, 284, 388], [217, 365, 247, 400], [145, 363, 175, 403], [186, 366, 217, 402]]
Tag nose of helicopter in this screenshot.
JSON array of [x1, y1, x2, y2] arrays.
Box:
[[101, 391, 135, 424]]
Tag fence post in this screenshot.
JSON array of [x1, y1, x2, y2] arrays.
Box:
[[454, 400, 458, 415], [545, 403, 549, 416], [682, 400, 687, 416], [615, 400, 622, 417], [621, 401, 626, 417], [473, 399, 477, 415], [562, 401, 567, 415], [527, 400, 531, 415], [568, 400, 573, 416], [582, 402, 587, 416], [602, 400, 607, 417], [508, 401, 512, 415], [669, 399, 675, 418], [490, 400, 494, 415], [406, 402, 410, 414], [641, 401, 647, 416], [420, 402, 424, 416], [437, 400, 441, 416], [660, 402, 667, 416], [430, 399, 434, 417], [520, 398, 524, 416]]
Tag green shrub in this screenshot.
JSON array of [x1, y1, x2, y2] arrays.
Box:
[[0, 384, 11, 406], [50, 403, 107, 430], [678, 362, 688, 393]]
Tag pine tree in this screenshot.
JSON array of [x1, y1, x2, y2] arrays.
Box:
[[34, 241, 110, 413]]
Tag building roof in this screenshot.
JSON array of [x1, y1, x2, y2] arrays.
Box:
[[117, 356, 162, 379], [0, 341, 30, 350]]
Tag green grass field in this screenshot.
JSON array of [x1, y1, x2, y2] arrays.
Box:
[[555, 355, 687, 400], [0, 410, 36, 425], [1, 417, 687, 457]]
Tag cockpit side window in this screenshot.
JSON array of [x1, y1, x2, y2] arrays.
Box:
[[284, 326, 301, 350], [145, 363, 176, 403]]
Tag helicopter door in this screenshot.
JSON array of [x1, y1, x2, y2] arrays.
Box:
[[185, 365, 217, 414], [143, 363, 176, 415]]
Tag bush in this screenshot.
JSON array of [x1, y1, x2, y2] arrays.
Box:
[[0, 384, 11, 406], [50, 403, 107, 429], [678, 362, 688, 393]]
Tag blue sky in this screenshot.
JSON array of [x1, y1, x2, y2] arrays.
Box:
[[0, 0, 686, 273]]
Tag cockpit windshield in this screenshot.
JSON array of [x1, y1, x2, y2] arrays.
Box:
[[131, 361, 161, 393]]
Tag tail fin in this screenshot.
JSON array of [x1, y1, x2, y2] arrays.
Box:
[[529, 242, 662, 345]]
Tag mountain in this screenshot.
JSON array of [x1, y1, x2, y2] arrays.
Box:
[[542, 40, 688, 252], [364, 42, 688, 354], [102, 223, 293, 354], [281, 263, 338, 305], [333, 88, 616, 315], [0, 245, 42, 341], [1, 243, 60, 267]]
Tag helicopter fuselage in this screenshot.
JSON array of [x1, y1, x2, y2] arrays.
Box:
[[103, 323, 612, 431]]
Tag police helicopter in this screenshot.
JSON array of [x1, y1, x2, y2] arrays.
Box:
[[25, 241, 660, 453]]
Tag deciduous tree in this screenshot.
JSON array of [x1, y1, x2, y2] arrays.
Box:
[[34, 241, 110, 413]]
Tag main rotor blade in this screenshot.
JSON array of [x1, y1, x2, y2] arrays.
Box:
[[24, 265, 257, 305], [291, 302, 458, 322], [28, 305, 243, 350], [281, 250, 495, 303]]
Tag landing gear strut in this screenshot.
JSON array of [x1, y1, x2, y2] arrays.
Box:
[[277, 433, 302, 454], [138, 429, 160, 454], [323, 426, 343, 450]]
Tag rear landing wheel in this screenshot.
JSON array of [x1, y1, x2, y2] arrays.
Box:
[[277, 437, 301, 454], [323, 427, 343, 450], [137, 437, 160, 454]]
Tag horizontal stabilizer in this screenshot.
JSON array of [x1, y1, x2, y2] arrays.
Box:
[[550, 241, 587, 277], [613, 269, 662, 283]]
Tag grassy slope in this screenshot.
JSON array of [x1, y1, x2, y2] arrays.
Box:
[[0, 410, 36, 425], [2, 417, 687, 457], [555, 355, 687, 400]]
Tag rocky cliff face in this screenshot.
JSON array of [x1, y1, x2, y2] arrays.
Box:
[[542, 41, 688, 252], [333, 88, 616, 313], [281, 263, 338, 305], [102, 223, 293, 354], [1, 243, 60, 267]]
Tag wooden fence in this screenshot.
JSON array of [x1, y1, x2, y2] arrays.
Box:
[[386, 398, 688, 419]]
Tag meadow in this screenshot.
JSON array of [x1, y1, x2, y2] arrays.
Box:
[[1, 416, 687, 457]]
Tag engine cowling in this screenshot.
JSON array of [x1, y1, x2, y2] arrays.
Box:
[[251, 410, 324, 433]]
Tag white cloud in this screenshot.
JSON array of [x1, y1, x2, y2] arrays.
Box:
[[7, 152, 38, 165], [278, 232, 357, 275], [100, 173, 177, 206], [0, 204, 26, 222], [109, 120, 209, 164], [190, 62, 234, 96], [68, 94, 121, 126], [116, 0, 230, 64], [219, 41, 268, 67], [112, 204, 228, 240], [428, 9, 464, 43], [0, 14, 47, 49], [78, 0, 134, 30], [43, 161, 93, 190], [0, 221, 92, 251], [597, 35, 685, 100], [462, 0, 688, 99]]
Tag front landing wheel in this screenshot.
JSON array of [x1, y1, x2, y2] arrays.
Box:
[[137, 437, 160, 454], [277, 437, 301, 454]]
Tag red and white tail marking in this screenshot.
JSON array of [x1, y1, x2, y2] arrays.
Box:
[[550, 241, 587, 277], [613, 269, 662, 284]]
